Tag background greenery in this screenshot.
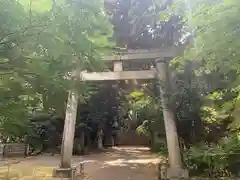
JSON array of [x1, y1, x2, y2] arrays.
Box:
[[0, 0, 240, 177]]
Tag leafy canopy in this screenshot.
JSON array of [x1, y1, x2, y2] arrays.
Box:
[[0, 0, 113, 140]]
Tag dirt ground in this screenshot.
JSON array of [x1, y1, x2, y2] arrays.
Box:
[[0, 146, 160, 180]]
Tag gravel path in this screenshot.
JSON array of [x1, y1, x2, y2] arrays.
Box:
[[0, 146, 160, 180]]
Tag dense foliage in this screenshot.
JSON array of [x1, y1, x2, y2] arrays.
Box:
[[1, 0, 240, 177], [168, 0, 240, 176], [116, 0, 240, 176], [0, 0, 112, 143]]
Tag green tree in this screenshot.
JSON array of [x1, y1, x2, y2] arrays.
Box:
[[0, 0, 113, 141]]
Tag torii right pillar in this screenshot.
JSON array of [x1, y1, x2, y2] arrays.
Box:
[[155, 59, 189, 179]]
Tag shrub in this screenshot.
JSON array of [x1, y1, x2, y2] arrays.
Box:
[[183, 144, 228, 177], [183, 133, 240, 177], [222, 133, 240, 175], [153, 141, 168, 156]]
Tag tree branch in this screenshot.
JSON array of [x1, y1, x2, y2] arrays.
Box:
[[0, 23, 48, 46]]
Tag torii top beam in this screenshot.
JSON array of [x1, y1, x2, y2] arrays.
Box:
[[102, 47, 178, 61]]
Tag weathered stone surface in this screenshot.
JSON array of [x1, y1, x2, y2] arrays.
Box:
[[60, 90, 78, 168], [158, 163, 189, 180], [79, 70, 156, 81], [52, 167, 77, 179], [53, 164, 85, 180], [159, 163, 168, 179], [103, 48, 178, 61], [166, 167, 189, 179]]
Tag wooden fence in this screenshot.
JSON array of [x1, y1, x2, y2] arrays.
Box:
[[0, 143, 28, 157]]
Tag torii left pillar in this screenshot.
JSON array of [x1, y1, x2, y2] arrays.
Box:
[[53, 90, 78, 178]]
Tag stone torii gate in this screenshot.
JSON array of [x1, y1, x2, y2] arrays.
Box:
[[53, 47, 187, 178]]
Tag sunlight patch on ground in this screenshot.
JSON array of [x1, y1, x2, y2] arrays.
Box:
[[102, 158, 160, 167], [112, 147, 150, 151], [0, 165, 54, 180]]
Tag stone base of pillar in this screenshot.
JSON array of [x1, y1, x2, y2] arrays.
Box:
[[158, 163, 189, 179], [52, 167, 77, 179]]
